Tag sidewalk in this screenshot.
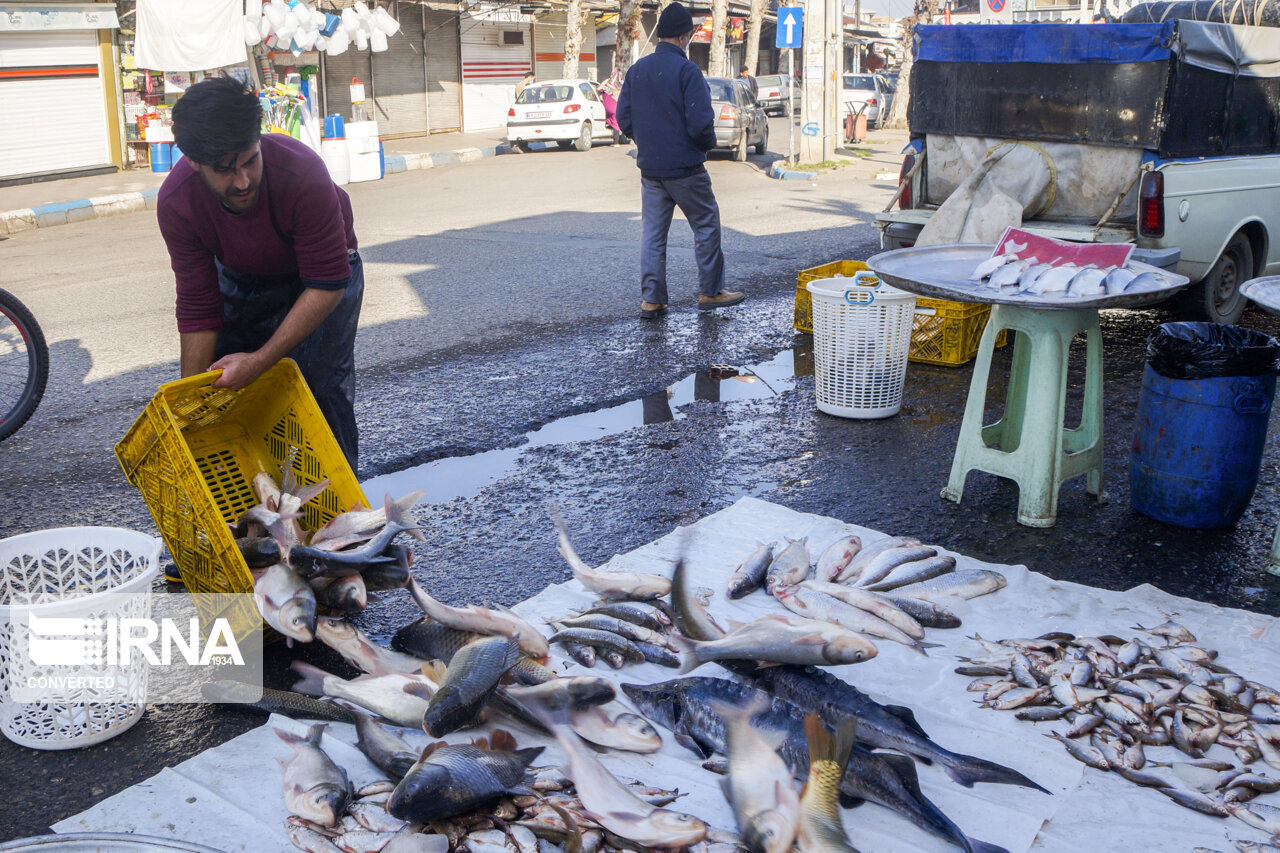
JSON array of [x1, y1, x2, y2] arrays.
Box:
[[0, 128, 514, 237]]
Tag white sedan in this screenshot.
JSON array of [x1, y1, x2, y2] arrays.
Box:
[[506, 79, 613, 152]]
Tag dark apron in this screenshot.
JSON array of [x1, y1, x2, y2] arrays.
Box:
[[215, 250, 363, 470]]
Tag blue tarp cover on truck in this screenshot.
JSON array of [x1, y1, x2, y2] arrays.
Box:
[[908, 20, 1280, 157], [915, 22, 1176, 65]]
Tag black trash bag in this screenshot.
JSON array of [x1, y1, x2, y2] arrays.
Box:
[[1146, 322, 1280, 380]]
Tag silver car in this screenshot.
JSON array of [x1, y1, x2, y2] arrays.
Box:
[[706, 77, 768, 161], [756, 74, 796, 116]]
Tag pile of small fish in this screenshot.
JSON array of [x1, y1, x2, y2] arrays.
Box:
[[962, 620, 1280, 838], [723, 533, 1007, 657], [968, 253, 1172, 299], [242, 467, 426, 643]]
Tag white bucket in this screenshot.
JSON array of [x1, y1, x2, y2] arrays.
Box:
[[0, 527, 160, 750], [321, 138, 350, 186], [807, 273, 916, 418]]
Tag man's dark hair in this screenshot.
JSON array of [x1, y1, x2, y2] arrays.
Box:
[[172, 77, 263, 166], [740, 66, 749, 74]]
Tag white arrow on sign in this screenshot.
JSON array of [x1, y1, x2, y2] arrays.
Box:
[[784, 14, 796, 44]]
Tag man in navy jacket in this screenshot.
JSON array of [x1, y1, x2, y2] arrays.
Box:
[[618, 2, 744, 319]]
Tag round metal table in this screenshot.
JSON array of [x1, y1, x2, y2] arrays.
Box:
[[866, 244, 1190, 527]]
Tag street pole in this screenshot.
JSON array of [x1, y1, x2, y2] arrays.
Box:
[[788, 48, 795, 166], [800, 0, 824, 163], [824, 0, 839, 161]]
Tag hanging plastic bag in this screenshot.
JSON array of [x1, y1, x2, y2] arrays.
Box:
[[370, 29, 388, 52], [1146, 322, 1280, 380], [326, 26, 349, 55], [372, 6, 401, 35]]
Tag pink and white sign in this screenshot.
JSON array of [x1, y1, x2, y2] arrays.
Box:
[[992, 227, 1134, 269]]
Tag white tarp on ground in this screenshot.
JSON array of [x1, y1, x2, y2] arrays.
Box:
[[56, 497, 1280, 852]]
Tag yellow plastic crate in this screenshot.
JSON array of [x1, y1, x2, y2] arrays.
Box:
[[794, 260, 869, 334], [115, 360, 367, 617], [796, 260, 1006, 366], [910, 297, 1008, 367]]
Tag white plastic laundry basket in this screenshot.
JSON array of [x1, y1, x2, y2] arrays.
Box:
[[0, 527, 160, 750], [807, 273, 916, 418]]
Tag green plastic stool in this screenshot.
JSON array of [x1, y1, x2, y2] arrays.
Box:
[[941, 303, 1107, 527]]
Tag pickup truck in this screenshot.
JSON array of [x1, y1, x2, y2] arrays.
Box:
[[875, 20, 1280, 323]]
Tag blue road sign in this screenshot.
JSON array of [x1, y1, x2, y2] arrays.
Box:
[[776, 7, 802, 49]]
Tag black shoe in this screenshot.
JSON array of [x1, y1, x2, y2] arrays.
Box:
[[639, 302, 669, 319], [163, 562, 183, 584]]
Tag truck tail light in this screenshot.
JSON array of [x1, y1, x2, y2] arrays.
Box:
[[1140, 171, 1164, 237], [720, 105, 738, 121], [898, 152, 916, 210], [508, 108, 515, 117]]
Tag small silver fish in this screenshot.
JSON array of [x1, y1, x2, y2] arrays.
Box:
[[1103, 267, 1137, 295], [1029, 265, 1080, 294], [970, 253, 1018, 281], [988, 259, 1031, 289], [1066, 267, 1107, 297], [1018, 263, 1055, 291]]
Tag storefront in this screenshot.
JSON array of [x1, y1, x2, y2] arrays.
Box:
[[532, 11, 597, 83], [320, 0, 461, 137], [459, 5, 531, 133], [0, 2, 121, 183]]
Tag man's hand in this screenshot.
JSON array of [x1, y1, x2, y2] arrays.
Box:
[[209, 350, 271, 390]]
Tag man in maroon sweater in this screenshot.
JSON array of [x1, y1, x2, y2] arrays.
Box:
[[158, 77, 362, 467]]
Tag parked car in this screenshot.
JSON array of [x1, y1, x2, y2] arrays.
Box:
[[756, 74, 796, 116], [706, 77, 769, 161], [506, 79, 614, 152], [841, 72, 894, 129]]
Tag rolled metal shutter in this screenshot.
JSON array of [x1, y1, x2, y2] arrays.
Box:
[[424, 4, 461, 132], [370, 3, 427, 138], [0, 30, 110, 180], [322, 43, 372, 126]]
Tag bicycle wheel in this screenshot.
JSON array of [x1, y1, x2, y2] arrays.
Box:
[[0, 288, 49, 441]]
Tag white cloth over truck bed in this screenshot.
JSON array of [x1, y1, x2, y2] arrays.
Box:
[[55, 497, 1280, 853]]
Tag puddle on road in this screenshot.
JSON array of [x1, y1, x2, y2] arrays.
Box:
[[363, 349, 804, 503]]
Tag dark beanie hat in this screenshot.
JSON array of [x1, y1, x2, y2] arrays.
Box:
[[656, 2, 695, 38]]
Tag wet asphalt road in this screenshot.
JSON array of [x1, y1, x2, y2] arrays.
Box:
[[4, 129, 1280, 842]]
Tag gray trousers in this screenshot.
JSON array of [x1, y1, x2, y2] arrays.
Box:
[[640, 167, 726, 304]]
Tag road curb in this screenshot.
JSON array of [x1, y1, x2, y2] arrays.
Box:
[[768, 161, 818, 181], [1, 141, 526, 236]]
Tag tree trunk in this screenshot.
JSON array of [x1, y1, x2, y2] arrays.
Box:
[[885, 0, 936, 129], [744, 0, 764, 75], [563, 0, 583, 78], [615, 0, 641, 72], [708, 0, 729, 76]]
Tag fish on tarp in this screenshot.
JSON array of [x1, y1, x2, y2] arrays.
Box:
[[422, 635, 521, 736], [852, 545, 939, 589], [567, 707, 663, 753], [388, 730, 542, 823], [275, 723, 352, 827], [713, 696, 800, 853], [797, 714, 860, 853], [882, 594, 962, 629], [727, 543, 774, 599], [765, 539, 812, 596], [523, 694, 708, 848], [291, 661, 436, 728], [254, 562, 317, 643], [772, 585, 926, 654], [815, 535, 862, 584], [575, 601, 672, 633], [798, 580, 925, 640], [554, 613, 673, 650], [729, 663, 1050, 793], [622, 677, 1005, 853], [392, 616, 554, 685], [668, 614, 878, 672], [362, 544, 412, 590], [408, 579, 550, 661], [552, 508, 670, 600], [354, 713, 420, 781], [836, 536, 921, 584], [672, 554, 727, 641], [316, 618, 427, 677], [891, 570, 1008, 602], [506, 676, 616, 714], [549, 627, 646, 664], [201, 680, 357, 724], [863, 555, 957, 593]]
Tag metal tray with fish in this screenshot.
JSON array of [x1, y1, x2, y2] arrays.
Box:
[[1242, 276, 1280, 317], [866, 244, 1191, 310]]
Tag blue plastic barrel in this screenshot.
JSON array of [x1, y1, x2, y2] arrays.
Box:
[[324, 114, 345, 139], [1130, 365, 1275, 528], [149, 143, 172, 173]]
